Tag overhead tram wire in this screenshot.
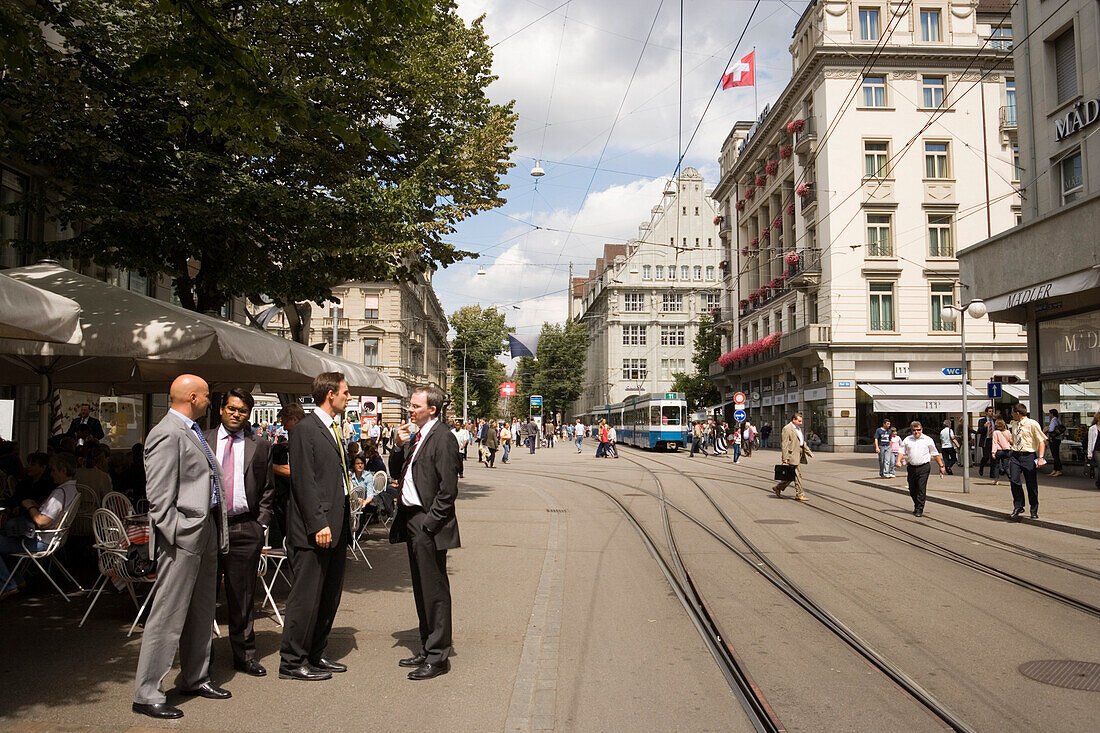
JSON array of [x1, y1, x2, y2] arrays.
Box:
[[490, 0, 574, 49], [535, 0, 668, 301]]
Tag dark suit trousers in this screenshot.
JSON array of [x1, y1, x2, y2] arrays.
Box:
[[1008, 451, 1039, 511], [279, 523, 348, 668], [906, 462, 931, 512], [404, 509, 452, 664], [218, 517, 265, 664]]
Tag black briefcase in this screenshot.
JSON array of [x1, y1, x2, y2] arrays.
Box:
[[773, 464, 796, 482]]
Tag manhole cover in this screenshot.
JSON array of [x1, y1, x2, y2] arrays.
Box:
[[756, 519, 799, 525], [1018, 660, 1100, 691], [795, 535, 849, 543]]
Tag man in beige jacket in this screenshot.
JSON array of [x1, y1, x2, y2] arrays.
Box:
[[773, 412, 813, 502]]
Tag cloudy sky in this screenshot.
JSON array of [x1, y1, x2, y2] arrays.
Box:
[[437, 0, 807, 335]]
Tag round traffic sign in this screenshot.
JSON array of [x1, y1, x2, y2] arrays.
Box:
[[733, 392, 746, 404], [733, 409, 747, 421]]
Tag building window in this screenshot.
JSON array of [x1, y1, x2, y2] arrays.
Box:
[[693, 265, 702, 280], [660, 358, 687, 380], [866, 213, 893, 257], [623, 358, 648, 381], [990, 26, 1012, 50], [662, 292, 683, 312], [363, 338, 379, 366], [694, 206, 699, 215], [681, 265, 690, 280], [869, 281, 895, 331], [623, 324, 647, 345], [667, 264, 677, 281], [788, 305, 797, 332], [858, 7, 879, 40], [363, 294, 379, 320], [705, 265, 715, 280], [919, 9, 940, 42], [1005, 78, 1016, 123], [862, 75, 886, 107], [655, 265, 664, 279], [704, 291, 720, 311], [623, 292, 645, 312], [1054, 28, 1077, 105], [930, 282, 955, 331], [1012, 144, 1021, 182], [682, 206, 687, 215], [927, 214, 953, 257], [864, 140, 889, 178], [1060, 151, 1083, 204], [661, 325, 686, 346], [642, 264, 652, 280], [922, 76, 945, 108], [1, 167, 28, 243], [694, 237, 699, 247], [808, 293, 819, 322], [924, 141, 950, 178]]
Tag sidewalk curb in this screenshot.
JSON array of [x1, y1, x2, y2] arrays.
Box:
[[850, 479, 1100, 540]]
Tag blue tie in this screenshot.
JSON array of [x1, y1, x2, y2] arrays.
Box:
[[190, 423, 222, 508]]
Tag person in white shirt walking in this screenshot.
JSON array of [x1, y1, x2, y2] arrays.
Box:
[[938, 420, 957, 475], [897, 422, 946, 517], [574, 420, 585, 453]]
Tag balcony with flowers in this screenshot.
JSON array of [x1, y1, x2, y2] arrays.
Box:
[[715, 332, 782, 372]]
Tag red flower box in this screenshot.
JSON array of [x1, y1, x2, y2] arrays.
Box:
[[785, 202, 795, 216], [740, 247, 750, 256], [761, 227, 771, 241], [745, 186, 756, 200], [796, 182, 812, 197], [750, 236, 759, 247], [765, 160, 779, 176], [713, 215, 723, 225], [772, 216, 782, 230], [780, 145, 793, 159], [785, 251, 800, 265], [735, 200, 745, 212], [755, 175, 767, 187], [787, 118, 805, 134]]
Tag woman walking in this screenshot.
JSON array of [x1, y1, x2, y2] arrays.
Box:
[[991, 418, 1012, 485], [731, 422, 742, 462]]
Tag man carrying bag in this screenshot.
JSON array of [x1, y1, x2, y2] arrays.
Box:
[[773, 412, 812, 502]]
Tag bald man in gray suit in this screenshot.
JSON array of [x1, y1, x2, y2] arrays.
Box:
[[132, 375, 229, 720]]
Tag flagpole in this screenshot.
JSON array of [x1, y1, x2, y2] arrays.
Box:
[[753, 46, 758, 119]]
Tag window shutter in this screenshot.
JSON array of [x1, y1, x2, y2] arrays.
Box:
[[1054, 30, 1077, 104]]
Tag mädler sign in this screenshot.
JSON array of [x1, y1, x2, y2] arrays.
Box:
[[500, 382, 517, 398]]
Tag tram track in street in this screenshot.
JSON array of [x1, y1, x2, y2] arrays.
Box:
[[503, 462, 973, 731], [628, 449, 1100, 614]]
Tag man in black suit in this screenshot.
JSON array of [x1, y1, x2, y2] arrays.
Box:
[[279, 373, 352, 681], [976, 406, 997, 476], [205, 388, 275, 678], [389, 384, 461, 680], [67, 402, 105, 442]]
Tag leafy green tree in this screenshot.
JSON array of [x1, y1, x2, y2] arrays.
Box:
[[671, 315, 721, 410], [1, 1, 515, 316], [449, 305, 510, 419], [531, 321, 589, 422]]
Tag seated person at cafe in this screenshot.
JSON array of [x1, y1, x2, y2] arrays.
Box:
[[76, 444, 113, 501], [0, 453, 81, 598], [8, 453, 54, 508]]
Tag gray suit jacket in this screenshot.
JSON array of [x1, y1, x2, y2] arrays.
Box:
[[144, 411, 228, 555]]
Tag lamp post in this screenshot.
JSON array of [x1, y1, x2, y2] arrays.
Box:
[[940, 298, 987, 494]]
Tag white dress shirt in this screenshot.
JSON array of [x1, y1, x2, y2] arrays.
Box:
[[901, 434, 940, 465], [794, 425, 805, 446], [217, 425, 248, 515], [401, 418, 439, 507]]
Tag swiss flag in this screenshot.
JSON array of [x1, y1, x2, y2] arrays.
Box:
[[722, 51, 755, 89]]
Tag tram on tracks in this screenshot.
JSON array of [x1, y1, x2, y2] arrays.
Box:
[[584, 392, 689, 450]]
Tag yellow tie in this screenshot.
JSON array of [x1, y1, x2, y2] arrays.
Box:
[[330, 421, 352, 495]]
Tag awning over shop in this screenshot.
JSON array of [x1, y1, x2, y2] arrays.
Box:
[[858, 382, 987, 413], [1003, 384, 1029, 400], [984, 265, 1100, 314]]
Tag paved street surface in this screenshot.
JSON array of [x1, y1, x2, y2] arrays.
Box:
[[2, 441, 1099, 731]]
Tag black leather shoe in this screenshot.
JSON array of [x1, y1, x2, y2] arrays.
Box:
[[132, 702, 183, 719], [279, 664, 332, 681], [234, 659, 267, 677], [1030, 511, 1039, 519], [408, 661, 449, 680], [181, 682, 231, 699], [1009, 508, 1024, 520], [310, 657, 347, 673], [914, 510, 923, 517], [399, 653, 427, 668]]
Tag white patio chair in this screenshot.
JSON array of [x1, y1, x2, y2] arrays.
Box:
[[80, 508, 159, 629], [0, 490, 84, 600], [260, 531, 291, 626], [373, 471, 394, 529], [101, 491, 134, 519], [70, 484, 100, 538], [347, 487, 372, 567]]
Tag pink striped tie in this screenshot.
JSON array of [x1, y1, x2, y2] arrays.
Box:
[[221, 434, 235, 512]]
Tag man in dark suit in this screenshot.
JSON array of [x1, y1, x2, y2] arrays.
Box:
[[279, 372, 352, 681], [389, 384, 461, 680], [67, 402, 105, 442], [976, 406, 996, 476], [132, 375, 230, 720], [205, 387, 275, 678]]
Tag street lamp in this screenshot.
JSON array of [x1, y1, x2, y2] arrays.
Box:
[[940, 298, 987, 494]]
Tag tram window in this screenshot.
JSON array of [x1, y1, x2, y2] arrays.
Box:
[[650, 406, 660, 424], [662, 405, 682, 425]]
